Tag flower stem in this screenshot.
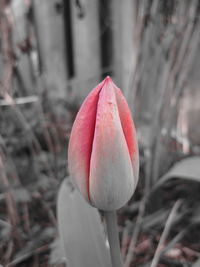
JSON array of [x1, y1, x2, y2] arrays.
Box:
[[104, 211, 123, 267]]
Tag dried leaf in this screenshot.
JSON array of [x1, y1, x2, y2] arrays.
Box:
[[154, 157, 200, 189], [13, 187, 31, 202], [142, 209, 169, 230], [192, 257, 200, 267], [57, 179, 112, 267], [49, 238, 66, 265]]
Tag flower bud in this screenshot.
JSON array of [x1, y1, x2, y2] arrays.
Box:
[[68, 76, 139, 210]]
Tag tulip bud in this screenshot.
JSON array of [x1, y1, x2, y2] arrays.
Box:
[[68, 76, 139, 211]]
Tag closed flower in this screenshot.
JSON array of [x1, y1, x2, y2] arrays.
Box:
[[68, 76, 139, 211]]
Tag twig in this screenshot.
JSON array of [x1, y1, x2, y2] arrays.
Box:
[[150, 200, 182, 267], [124, 195, 147, 267], [0, 2, 15, 96], [124, 149, 151, 267], [0, 135, 31, 233], [7, 244, 50, 267], [0, 95, 39, 106], [0, 152, 22, 249], [0, 154, 19, 227], [121, 223, 130, 260], [5, 241, 14, 265], [22, 203, 30, 233], [152, 0, 199, 182], [165, 16, 200, 136], [160, 229, 187, 257], [4, 92, 56, 180]]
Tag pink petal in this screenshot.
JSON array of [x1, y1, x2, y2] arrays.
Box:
[[68, 79, 105, 201], [89, 77, 134, 210], [115, 86, 139, 185]]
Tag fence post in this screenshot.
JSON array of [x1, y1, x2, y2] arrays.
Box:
[[33, 0, 68, 100], [70, 0, 100, 102], [112, 0, 136, 93]]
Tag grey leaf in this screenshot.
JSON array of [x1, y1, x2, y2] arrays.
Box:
[[57, 178, 112, 267], [154, 157, 200, 190]]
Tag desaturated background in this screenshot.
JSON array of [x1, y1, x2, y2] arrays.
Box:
[[0, 0, 200, 266]]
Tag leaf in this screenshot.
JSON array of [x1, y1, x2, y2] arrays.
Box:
[[57, 179, 112, 267], [192, 257, 200, 267], [153, 157, 200, 190], [49, 238, 66, 265], [142, 209, 169, 230], [13, 187, 31, 202]]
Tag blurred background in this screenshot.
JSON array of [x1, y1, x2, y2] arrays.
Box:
[[0, 0, 200, 266]]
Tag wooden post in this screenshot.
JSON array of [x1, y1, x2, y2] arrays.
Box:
[[112, 0, 136, 93], [11, 0, 35, 95], [70, 0, 100, 102], [33, 0, 68, 99]]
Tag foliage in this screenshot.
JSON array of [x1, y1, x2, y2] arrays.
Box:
[[0, 0, 200, 266]]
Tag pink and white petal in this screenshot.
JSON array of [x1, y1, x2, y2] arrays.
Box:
[[89, 77, 134, 210], [115, 86, 139, 186], [68, 79, 105, 202]]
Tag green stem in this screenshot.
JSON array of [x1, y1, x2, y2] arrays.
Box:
[[104, 211, 123, 267]]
